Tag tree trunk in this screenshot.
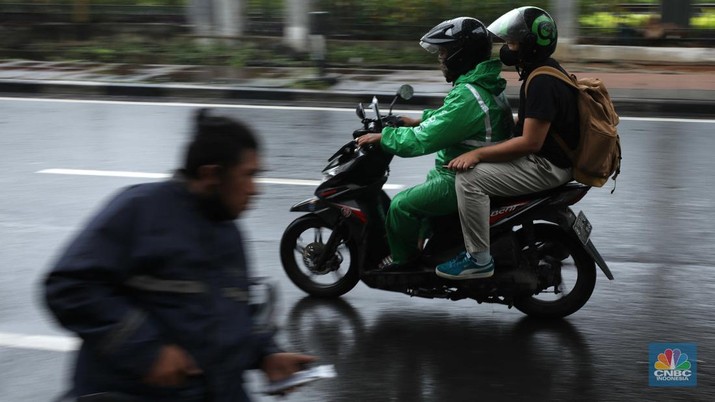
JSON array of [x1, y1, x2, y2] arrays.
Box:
[[550, 0, 577, 42], [661, 0, 691, 28], [215, 0, 244, 37], [187, 0, 214, 37], [285, 0, 312, 52]]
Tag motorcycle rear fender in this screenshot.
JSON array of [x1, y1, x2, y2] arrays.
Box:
[[506, 206, 613, 280], [554, 208, 614, 280]]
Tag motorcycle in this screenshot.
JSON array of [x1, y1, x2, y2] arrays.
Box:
[[279, 85, 614, 318]]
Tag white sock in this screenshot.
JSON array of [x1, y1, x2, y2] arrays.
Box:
[[469, 251, 492, 265]]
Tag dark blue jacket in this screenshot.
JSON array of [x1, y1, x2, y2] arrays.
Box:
[[45, 180, 279, 401]]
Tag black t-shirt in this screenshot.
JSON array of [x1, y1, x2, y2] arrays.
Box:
[[514, 58, 580, 168]]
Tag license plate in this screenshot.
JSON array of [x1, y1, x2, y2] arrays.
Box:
[[573, 211, 592, 245]]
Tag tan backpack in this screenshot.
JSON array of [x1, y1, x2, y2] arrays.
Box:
[[526, 66, 622, 190]]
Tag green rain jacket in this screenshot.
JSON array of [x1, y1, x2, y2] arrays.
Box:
[[381, 59, 513, 173]]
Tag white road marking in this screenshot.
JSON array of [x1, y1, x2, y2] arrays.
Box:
[[37, 168, 406, 190], [0, 331, 79, 352], [38, 169, 169, 179], [2, 96, 714, 123], [0, 96, 422, 114]]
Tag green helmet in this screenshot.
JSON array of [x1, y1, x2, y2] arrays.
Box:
[[487, 6, 558, 62]]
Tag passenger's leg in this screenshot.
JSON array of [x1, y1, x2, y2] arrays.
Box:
[[457, 155, 571, 253], [438, 155, 570, 279]]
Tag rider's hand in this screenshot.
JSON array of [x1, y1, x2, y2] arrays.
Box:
[[143, 345, 202, 387], [446, 149, 481, 171], [356, 133, 382, 148], [261, 352, 317, 383], [382, 115, 403, 127], [399, 116, 421, 127]]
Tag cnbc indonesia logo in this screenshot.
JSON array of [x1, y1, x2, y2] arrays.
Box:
[[649, 343, 697, 387]]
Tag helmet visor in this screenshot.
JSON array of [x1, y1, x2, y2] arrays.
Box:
[[420, 40, 441, 54], [487, 7, 530, 43]]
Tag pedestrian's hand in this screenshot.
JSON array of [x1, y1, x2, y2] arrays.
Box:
[[356, 133, 382, 148], [261, 352, 317, 383], [446, 150, 481, 171], [143, 344, 202, 387]]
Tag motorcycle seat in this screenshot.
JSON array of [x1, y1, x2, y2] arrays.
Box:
[[490, 181, 588, 208]]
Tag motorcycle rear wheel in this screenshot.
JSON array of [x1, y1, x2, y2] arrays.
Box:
[[280, 214, 360, 298], [513, 224, 596, 319]]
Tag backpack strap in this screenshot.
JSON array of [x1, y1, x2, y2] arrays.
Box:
[[525, 66, 578, 96], [524, 66, 579, 161]]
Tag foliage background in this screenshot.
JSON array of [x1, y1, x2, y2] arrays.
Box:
[[0, 0, 712, 67]]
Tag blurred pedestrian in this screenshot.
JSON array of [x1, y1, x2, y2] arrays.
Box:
[[44, 109, 315, 401]]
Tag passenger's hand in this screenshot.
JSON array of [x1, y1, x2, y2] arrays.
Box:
[[356, 133, 382, 148], [261, 352, 317, 383], [143, 345, 202, 387], [446, 150, 481, 171]]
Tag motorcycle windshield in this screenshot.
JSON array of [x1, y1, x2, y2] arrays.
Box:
[[487, 7, 531, 43]]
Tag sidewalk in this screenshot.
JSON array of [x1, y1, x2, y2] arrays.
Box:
[[0, 44, 714, 117]]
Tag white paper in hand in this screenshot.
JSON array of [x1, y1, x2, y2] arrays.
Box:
[[263, 364, 337, 395]]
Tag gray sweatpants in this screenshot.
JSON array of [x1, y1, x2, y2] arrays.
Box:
[[455, 154, 572, 253]]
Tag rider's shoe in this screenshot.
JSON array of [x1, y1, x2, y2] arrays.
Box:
[[378, 255, 395, 269], [377, 255, 420, 273], [435, 251, 494, 280]]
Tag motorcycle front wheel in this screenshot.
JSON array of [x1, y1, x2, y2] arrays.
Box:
[[280, 214, 360, 298], [513, 224, 597, 319]]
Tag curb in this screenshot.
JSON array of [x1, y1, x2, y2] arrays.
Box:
[[1, 79, 713, 118], [556, 44, 715, 65]]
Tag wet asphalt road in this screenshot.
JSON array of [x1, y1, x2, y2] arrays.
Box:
[[0, 97, 714, 401]]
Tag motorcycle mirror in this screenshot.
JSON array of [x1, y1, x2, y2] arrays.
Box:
[[371, 96, 381, 120], [398, 84, 414, 100], [388, 84, 415, 115], [356, 103, 365, 120], [369, 96, 384, 130]]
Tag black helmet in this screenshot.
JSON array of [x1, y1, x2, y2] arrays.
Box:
[[420, 17, 492, 80], [487, 6, 558, 63]]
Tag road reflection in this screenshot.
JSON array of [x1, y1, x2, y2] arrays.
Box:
[[284, 297, 597, 401]]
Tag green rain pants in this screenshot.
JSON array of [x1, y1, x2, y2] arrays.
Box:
[[386, 168, 458, 264]]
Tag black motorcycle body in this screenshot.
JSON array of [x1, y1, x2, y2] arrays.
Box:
[[280, 87, 613, 318]]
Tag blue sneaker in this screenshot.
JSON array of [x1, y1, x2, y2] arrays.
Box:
[[436, 251, 494, 280]]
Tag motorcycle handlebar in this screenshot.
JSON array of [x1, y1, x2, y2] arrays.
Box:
[[381, 115, 404, 127], [355, 115, 403, 135]]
